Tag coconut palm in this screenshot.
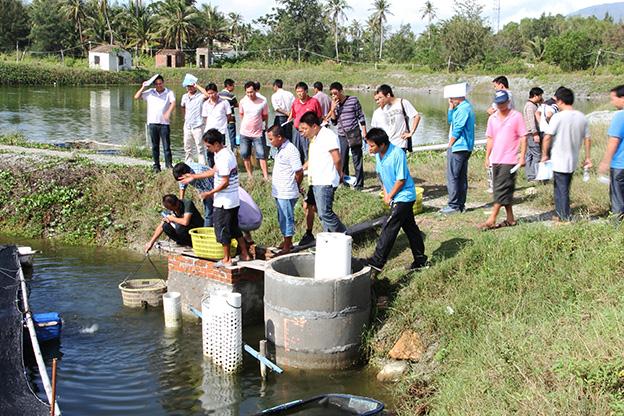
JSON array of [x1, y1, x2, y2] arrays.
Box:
[[523, 36, 546, 61], [155, 0, 198, 50], [61, 0, 87, 53], [197, 4, 228, 65], [99, 0, 114, 44], [420, 0, 436, 39], [123, 2, 157, 55], [369, 0, 392, 60], [326, 0, 351, 62]]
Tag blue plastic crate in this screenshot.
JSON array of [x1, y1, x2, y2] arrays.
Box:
[[32, 312, 62, 342]]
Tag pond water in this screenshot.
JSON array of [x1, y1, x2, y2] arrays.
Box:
[[0, 84, 606, 158], [2, 237, 393, 416]]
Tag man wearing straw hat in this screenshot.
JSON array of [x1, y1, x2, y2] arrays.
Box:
[[440, 83, 475, 215]]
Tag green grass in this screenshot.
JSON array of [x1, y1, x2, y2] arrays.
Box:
[[376, 221, 624, 415]]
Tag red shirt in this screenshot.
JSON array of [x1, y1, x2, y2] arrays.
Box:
[[291, 97, 323, 128]]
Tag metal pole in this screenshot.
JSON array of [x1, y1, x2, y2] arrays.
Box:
[[259, 340, 267, 380], [50, 358, 58, 416]]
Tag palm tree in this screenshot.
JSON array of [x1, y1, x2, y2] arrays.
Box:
[[99, 0, 114, 44], [369, 0, 392, 60], [420, 1, 436, 39], [326, 0, 351, 62], [123, 2, 157, 55], [197, 4, 228, 65], [155, 0, 198, 50], [523, 36, 546, 61], [61, 0, 87, 54], [228, 12, 243, 56]]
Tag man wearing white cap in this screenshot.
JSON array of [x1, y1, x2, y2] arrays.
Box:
[[441, 84, 475, 214]]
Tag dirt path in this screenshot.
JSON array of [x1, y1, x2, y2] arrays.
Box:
[[0, 145, 151, 167]]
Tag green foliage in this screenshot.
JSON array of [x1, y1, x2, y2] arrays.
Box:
[[545, 30, 597, 71], [0, 61, 146, 85], [29, 0, 79, 52], [0, 0, 30, 51]]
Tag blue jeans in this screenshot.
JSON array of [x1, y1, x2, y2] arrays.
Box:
[[148, 123, 172, 170], [312, 185, 346, 233], [240, 134, 266, 160], [227, 122, 238, 149], [553, 171, 573, 220], [275, 198, 298, 237], [446, 148, 471, 211], [611, 168, 624, 216], [203, 197, 214, 227]]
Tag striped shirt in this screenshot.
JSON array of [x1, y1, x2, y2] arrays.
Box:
[[272, 140, 303, 199], [213, 148, 240, 209], [334, 95, 366, 136], [178, 162, 213, 193]]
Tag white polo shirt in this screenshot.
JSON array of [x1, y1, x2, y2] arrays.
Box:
[[272, 140, 303, 199], [202, 98, 232, 134], [141, 88, 175, 125], [214, 148, 240, 209], [181, 92, 205, 129], [308, 127, 340, 187], [271, 88, 295, 115]]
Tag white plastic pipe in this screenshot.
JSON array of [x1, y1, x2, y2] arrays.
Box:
[[314, 233, 352, 280], [162, 292, 182, 328], [17, 256, 62, 416]]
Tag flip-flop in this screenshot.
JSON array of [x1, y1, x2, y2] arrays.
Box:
[[495, 220, 517, 229], [477, 222, 497, 231], [215, 259, 237, 268]]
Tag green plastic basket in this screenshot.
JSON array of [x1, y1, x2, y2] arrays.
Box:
[[189, 227, 238, 260]]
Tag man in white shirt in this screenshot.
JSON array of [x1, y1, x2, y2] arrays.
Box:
[[313, 81, 332, 118], [298, 111, 346, 233], [371, 84, 421, 152], [134, 75, 176, 172], [487, 75, 515, 115], [239, 81, 270, 180], [271, 79, 295, 141], [541, 87, 592, 221], [202, 83, 232, 139], [181, 82, 209, 165], [180, 129, 251, 267], [268, 125, 303, 253]]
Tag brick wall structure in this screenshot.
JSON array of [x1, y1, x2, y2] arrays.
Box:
[[167, 253, 264, 326]]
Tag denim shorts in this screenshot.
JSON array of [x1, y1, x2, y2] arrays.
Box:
[[240, 134, 266, 160], [275, 198, 298, 237]]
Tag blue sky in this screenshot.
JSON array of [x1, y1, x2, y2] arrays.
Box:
[[198, 0, 622, 34]]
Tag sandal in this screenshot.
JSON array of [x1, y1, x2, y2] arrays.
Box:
[[495, 220, 517, 229], [215, 259, 237, 268], [477, 222, 496, 231]]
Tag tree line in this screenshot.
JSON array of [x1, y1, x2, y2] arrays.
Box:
[[1, 0, 624, 71]]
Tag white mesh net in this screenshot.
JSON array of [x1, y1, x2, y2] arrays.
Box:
[[201, 291, 243, 374]]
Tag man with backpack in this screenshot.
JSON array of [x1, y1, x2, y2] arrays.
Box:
[[371, 84, 421, 153]]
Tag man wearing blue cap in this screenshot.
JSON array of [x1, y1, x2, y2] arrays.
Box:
[[441, 89, 475, 214], [479, 90, 527, 230]]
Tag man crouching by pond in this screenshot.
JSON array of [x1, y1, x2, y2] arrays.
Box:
[[363, 128, 428, 272], [144, 195, 204, 253], [180, 129, 251, 267]]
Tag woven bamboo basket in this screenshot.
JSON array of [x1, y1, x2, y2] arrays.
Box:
[[118, 279, 167, 308]]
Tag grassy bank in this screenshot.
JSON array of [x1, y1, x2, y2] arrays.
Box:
[[0, 124, 620, 414], [0, 58, 622, 96]]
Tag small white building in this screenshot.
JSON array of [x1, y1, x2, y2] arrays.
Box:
[[89, 45, 132, 72]]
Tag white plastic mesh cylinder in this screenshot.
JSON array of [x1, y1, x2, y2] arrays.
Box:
[[201, 291, 243, 373]]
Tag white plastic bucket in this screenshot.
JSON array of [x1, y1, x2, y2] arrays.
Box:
[[163, 292, 182, 328], [314, 233, 352, 280]]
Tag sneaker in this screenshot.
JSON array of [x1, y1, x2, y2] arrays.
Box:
[[439, 206, 461, 215], [298, 232, 315, 247], [364, 258, 383, 272], [406, 260, 431, 272], [152, 166, 161, 173]]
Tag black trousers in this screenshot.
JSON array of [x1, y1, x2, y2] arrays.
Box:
[[162, 222, 192, 246], [553, 171, 573, 220], [370, 201, 427, 268], [339, 135, 364, 189]]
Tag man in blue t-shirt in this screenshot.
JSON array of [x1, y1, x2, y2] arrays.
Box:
[[363, 128, 428, 272], [599, 84, 624, 217]]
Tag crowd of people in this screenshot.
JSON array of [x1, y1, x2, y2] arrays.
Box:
[[139, 74, 624, 270]]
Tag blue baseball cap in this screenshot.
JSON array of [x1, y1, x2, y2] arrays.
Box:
[[494, 90, 509, 104]]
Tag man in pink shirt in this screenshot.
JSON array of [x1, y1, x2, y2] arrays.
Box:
[[289, 81, 323, 164], [479, 90, 527, 230], [239, 80, 269, 180]]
